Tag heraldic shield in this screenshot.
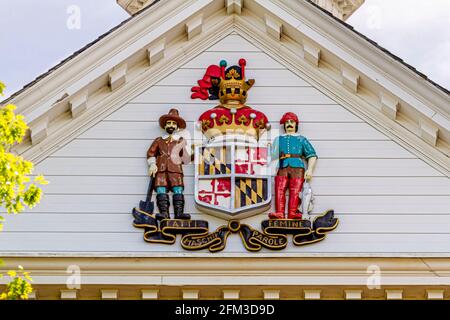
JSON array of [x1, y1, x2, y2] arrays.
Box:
[[194, 135, 272, 220]]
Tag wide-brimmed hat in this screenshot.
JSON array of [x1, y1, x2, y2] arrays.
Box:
[[159, 108, 186, 129]]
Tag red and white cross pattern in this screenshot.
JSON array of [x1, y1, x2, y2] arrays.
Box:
[[235, 147, 268, 175], [197, 178, 231, 209]]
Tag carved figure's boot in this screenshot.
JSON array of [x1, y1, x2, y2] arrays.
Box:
[[156, 193, 170, 220], [269, 176, 288, 219], [287, 178, 304, 219], [173, 194, 191, 220]]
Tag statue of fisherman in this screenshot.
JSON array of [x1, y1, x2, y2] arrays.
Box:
[[270, 112, 318, 220]]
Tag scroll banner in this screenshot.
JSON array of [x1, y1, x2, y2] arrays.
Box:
[[261, 210, 339, 245], [133, 208, 338, 252], [132, 208, 209, 244], [182, 221, 288, 252]]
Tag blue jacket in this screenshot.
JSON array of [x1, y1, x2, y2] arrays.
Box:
[[271, 134, 317, 169]]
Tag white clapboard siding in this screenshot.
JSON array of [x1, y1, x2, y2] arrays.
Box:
[[1, 232, 450, 254], [52, 139, 416, 159], [8, 194, 450, 215], [131, 86, 336, 104], [158, 69, 311, 87], [2, 34, 450, 256], [36, 158, 442, 177], [106, 104, 362, 122], [78, 121, 387, 140], [205, 34, 261, 52], [35, 176, 450, 196], [3, 213, 450, 234], [181, 51, 286, 69]]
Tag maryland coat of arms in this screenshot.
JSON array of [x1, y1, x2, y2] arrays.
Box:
[[132, 58, 338, 252]]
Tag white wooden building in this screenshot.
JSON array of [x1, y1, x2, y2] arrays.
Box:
[[1, 0, 449, 300]]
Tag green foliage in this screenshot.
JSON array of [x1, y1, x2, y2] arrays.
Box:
[[0, 266, 33, 300], [0, 81, 5, 96], [0, 104, 48, 217], [0, 81, 45, 299]]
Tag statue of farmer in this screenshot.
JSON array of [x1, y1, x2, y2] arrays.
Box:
[[269, 112, 318, 220], [147, 108, 191, 220]]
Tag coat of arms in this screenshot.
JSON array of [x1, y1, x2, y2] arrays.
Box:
[[132, 58, 338, 252]]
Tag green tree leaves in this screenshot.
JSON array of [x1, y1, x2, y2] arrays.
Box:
[[0, 104, 48, 214], [0, 266, 33, 300], [0, 81, 45, 299]]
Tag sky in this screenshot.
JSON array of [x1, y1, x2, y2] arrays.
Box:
[[0, 0, 449, 99]]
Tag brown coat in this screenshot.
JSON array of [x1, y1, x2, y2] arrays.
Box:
[[147, 136, 187, 173]]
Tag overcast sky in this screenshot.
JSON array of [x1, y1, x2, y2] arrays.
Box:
[[0, 0, 449, 99]]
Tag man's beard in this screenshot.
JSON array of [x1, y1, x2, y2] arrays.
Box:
[[166, 127, 176, 134]]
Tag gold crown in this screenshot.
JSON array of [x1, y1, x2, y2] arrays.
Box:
[[198, 107, 269, 140], [217, 59, 254, 106]]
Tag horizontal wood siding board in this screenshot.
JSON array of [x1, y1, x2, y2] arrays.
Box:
[[79, 121, 387, 140], [105, 104, 362, 122], [53, 140, 416, 159], [131, 86, 336, 104], [205, 34, 261, 52], [2, 213, 450, 234], [180, 52, 286, 69], [36, 158, 443, 177], [36, 176, 450, 195], [5, 195, 449, 215], [157, 69, 311, 87], [1, 232, 450, 253]]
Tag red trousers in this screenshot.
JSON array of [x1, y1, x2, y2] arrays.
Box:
[[269, 167, 305, 219]]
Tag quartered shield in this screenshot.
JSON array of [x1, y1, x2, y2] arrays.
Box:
[[194, 135, 272, 220]]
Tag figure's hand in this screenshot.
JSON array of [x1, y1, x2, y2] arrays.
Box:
[[304, 169, 313, 181], [148, 163, 158, 177]]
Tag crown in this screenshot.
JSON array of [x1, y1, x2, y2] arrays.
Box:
[[198, 106, 269, 140], [218, 59, 255, 106], [194, 58, 269, 140]]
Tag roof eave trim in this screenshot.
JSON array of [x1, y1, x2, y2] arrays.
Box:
[[296, 0, 449, 113]]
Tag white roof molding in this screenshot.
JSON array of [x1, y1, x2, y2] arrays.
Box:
[[119, 0, 365, 21], [340, 65, 360, 93], [3, 0, 449, 174], [186, 14, 204, 40], [147, 37, 166, 65], [226, 0, 243, 15], [264, 14, 283, 40], [108, 63, 128, 91], [246, 0, 449, 154], [302, 40, 321, 67], [378, 91, 399, 120], [254, 0, 450, 111], [69, 90, 89, 118]]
